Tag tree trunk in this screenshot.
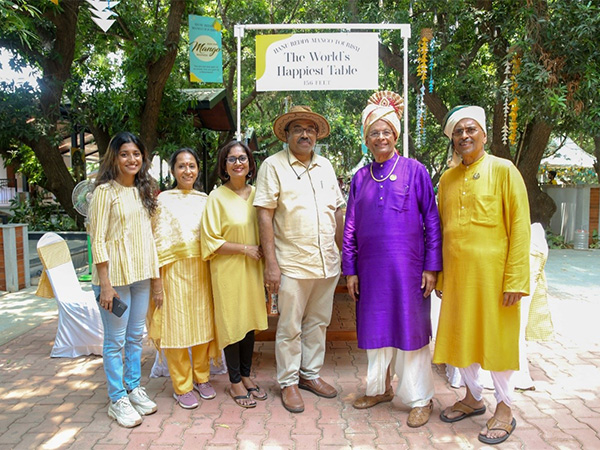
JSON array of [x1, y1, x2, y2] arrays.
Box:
[[24, 1, 81, 225], [516, 120, 556, 226], [24, 136, 79, 225], [89, 124, 111, 160], [139, 0, 186, 153]]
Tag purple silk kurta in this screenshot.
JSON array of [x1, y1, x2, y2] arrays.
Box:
[[342, 154, 442, 351]]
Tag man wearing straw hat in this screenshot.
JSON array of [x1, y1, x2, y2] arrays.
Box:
[[434, 105, 530, 445], [342, 91, 442, 428], [254, 105, 345, 413]]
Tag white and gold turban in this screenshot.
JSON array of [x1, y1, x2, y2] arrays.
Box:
[[443, 105, 486, 138], [361, 91, 404, 141]]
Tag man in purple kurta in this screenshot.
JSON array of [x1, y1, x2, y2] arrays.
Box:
[[342, 91, 442, 428]]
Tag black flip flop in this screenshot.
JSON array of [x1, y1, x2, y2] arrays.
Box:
[[227, 388, 256, 409], [247, 386, 268, 401]]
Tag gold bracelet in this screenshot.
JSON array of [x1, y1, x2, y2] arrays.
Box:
[[243, 245, 248, 255], [152, 289, 163, 294]]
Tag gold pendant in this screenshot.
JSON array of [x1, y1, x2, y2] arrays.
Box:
[[473, 173, 480, 180], [390, 174, 397, 181]]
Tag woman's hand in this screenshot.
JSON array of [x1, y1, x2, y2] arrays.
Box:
[[151, 278, 164, 309], [243, 245, 263, 261], [99, 285, 118, 312]]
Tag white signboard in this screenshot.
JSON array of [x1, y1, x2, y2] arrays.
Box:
[[255, 32, 379, 91]]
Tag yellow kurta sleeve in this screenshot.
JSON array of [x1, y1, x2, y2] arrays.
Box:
[[200, 190, 227, 261], [501, 164, 531, 295]]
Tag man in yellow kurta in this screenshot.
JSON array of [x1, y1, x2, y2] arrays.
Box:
[[434, 105, 530, 446]]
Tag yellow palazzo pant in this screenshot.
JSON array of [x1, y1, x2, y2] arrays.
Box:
[[164, 344, 211, 395]]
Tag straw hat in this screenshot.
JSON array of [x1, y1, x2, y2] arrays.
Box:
[[272, 105, 330, 142]]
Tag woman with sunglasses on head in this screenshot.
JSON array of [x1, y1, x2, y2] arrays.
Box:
[[89, 131, 160, 428], [201, 140, 268, 408], [149, 148, 220, 410]]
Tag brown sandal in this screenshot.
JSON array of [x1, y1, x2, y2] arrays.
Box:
[[478, 417, 517, 445], [440, 401, 486, 423]]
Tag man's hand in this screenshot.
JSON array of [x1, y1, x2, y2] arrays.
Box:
[[347, 275, 359, 302], [503, 292, 523, 307], [421, 270, 437, 298], [264, 262, 281, 295]]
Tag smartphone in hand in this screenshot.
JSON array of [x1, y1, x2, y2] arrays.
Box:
[[96, 295, 128, 317]]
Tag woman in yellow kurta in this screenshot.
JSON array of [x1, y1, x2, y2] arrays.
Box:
[[149, 148, 220, 410], [201, 140, 268, 408]]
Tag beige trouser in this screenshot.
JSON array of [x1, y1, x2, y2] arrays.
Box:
[[366, 345, 434, 408], [276, 274, 339, 387]]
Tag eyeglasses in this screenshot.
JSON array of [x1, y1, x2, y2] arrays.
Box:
[[226, 155, 248, 164], [368, 130, 394, 139], [452, 127, 480, 138], [289, 126, 318, 136]]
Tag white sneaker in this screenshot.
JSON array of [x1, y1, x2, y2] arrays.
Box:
[[129, 386, 158, 416], [108, 396, 142, 428]]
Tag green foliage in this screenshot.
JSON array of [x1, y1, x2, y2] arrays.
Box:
[[0, 0, 41, 50], [4, 144, 45, 185], [2, 0, 600, 212], [8, 193, 78, 232], [538, 164, 598, 185], [546, 230, 571, 249], [590, 229, 600, 250]]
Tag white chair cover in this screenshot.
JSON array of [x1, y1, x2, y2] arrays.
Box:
[[37, 232, 103, 357]]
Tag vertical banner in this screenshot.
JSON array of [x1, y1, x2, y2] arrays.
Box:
[[189, 15, 223, 83], [256, 33, 379, 91]]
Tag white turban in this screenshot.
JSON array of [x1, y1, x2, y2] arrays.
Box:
[[362, 104, 401, 141], [443, 105, 486, 138]]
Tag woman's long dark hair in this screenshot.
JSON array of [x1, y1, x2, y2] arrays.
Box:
[[169, 147, 203, 191], [95, 131, 158, 216]]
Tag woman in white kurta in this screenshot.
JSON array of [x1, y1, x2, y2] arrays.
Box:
[[201, 140, 268, 408]]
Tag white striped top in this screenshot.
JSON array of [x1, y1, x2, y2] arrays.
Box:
[[89, 181, 159, 287]]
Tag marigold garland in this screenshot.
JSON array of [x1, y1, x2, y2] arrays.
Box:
[[416, 29, 433, 149], [508, 53, 521, 145]]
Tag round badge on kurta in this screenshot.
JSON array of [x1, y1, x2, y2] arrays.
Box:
[[390, 174, 397, 181]]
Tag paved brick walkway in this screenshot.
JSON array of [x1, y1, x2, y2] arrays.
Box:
[[1, 250, 599, 449]]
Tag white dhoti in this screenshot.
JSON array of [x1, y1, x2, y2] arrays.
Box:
[[460, 363, 514, 407], [366, 345, 434, 408]]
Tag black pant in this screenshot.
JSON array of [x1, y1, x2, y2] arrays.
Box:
[[223, 330, 255, 384]]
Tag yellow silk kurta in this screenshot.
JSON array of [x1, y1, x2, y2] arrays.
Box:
[[200, 185, 267, 350], [433, 153, 530, 371], [148, 189, 217, 353]]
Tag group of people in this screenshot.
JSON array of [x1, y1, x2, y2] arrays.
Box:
[[89, 134, 269, 428], [88, 92, 531, 446]]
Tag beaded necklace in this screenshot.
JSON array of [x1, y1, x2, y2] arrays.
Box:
[[369, 154, 399, 183]]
